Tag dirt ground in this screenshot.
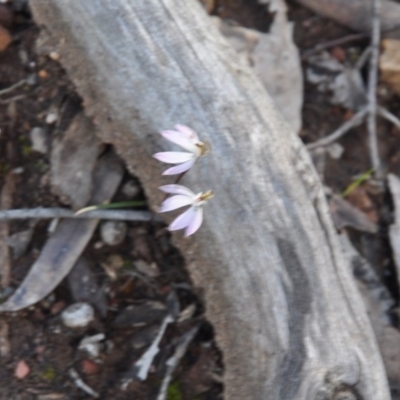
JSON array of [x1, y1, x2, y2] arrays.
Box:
[[0, 0, 399, 399]]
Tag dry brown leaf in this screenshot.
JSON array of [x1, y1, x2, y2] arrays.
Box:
[[380, 39, 400, 96], [329, 194, 378, 233], [345, 185, 378, 224], [51, 112, 103, 210]]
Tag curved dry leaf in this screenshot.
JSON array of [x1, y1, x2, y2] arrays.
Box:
[[329, 194, 378, 233], [0, 152, 123, 312]]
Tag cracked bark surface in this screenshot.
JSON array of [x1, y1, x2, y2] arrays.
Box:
[[30, 1, 390, 399]]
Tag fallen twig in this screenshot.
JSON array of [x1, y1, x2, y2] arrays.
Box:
[[0, 95, 26, 105], [68, 368, 99, 398], [0, 207, 155, 221], [306, 0, 399, 168], [135, 314, 174, 381], [0, 80, 26, 96], [377, 106, 400, 132], [367, 0, 382, 177], [157, 325, 200, 400], [301, 32, 367, 60], [355, 46, 371, 70], [306, 107, 368, 150], [121, 314, 174, 390], [307, 104, 400, 151]]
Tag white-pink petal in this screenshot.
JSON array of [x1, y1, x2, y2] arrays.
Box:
[[159, 195, 193, 212], [162, 158, 196, 175], [153, 151, 194, 164], [175, 125, 199, 141], [185, 207, 203, 237], [168, 207, 197, 231], [158, 184, 195, 197], [160, 130, 197, 152]]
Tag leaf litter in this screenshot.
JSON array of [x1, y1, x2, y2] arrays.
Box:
[[1, 0, 400, 398]]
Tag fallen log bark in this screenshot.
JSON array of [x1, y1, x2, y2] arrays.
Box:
[[30, 1, 390, 399], [297, 0, 400, 37]]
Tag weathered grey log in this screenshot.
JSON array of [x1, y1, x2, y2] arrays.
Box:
[[297, 0, 400, 37], [30, 1, 390, 399]]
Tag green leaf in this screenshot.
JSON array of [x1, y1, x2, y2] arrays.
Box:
[[167, 381, 183, 400], [342, 168, 374, 198]]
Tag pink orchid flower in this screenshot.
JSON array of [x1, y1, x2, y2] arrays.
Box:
[[159, 184, 213, 237], [153, 125, 210, 175]]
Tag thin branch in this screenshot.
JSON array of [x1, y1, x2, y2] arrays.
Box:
[[0, 207, 156, 221], [355, 46, 371, 70], [367, 0, 382, 177], [301, 33, 368, 60], [121, 314, 175, 390], [68, 369, 99, 398], [0, 80, 26, 96], [0, 94, 26, 104], [377, 106, 400, 132], [135, 314, 174, 382], [306, 107, 368, 150]]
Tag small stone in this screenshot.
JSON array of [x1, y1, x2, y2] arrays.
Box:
[[45, 112, 57, 124], [30, 127, 48, 154], [15, 360, 30, 379], [93, 241, 104, 250], [100, 221, 127, 246], [38, 69, 49, 79], [326, 143, 344, 160], [81, 359, 99, 375], [122, 180, 141, 199], [49, 51, 60, 61], [61, 303, 94, 328]]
